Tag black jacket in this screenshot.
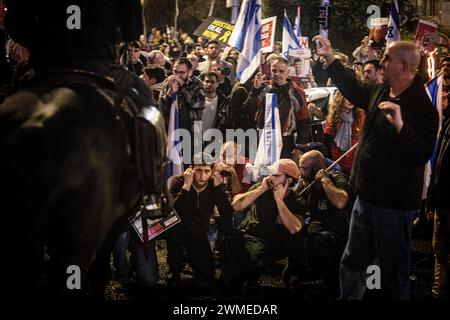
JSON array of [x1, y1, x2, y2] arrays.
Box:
[[427, 108, 450, 210], [327, 60, 439, 210], [169, 175, 233, 235]]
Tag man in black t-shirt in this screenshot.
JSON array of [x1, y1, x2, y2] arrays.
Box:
[[285, 150, 350, 298]]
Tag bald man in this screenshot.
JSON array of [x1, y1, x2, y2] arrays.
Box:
[[284, 150, 350, 298], [314, 36, 439, 300]]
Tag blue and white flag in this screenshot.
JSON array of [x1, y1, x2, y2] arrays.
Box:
[[423, 72, 444, 192], [294, 6, 302, 37], [282, 9, 302, 60], [166, 93, 183, 181], [227, 0, 262, 84], [252, 93, 283, 181], [426, 72, 444, 131], [386, 0, 400, 46]]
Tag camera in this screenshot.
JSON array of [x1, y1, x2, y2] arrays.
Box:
[[218, 66, 231, 76]]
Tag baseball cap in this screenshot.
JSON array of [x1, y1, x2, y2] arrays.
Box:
[[267, 159, 300, 180]]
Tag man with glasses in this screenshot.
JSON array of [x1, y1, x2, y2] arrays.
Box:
[[313, 35, 439, 299], [159, 57, 205, 150]]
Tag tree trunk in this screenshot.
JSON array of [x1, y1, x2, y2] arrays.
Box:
[[208, 0, 216, 17], [142, 0, 148, 39], [174, 0, 179, 30]]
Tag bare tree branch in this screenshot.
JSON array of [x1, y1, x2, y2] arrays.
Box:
[[174, 0, 180, 30], [208, 0, 216, 17]]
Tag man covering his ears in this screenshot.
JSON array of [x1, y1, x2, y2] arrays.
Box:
[[222, 159, 303, 288]]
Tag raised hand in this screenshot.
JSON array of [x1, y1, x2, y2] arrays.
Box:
[[273, 179, 289, 202], [260, 176, 270, 192], [315, 169, 330, 184], [253, 72, 265, 89], [182, 167, 194, 191], [212, 169, 223, 187], [312, 35, 335, 65], [378, 101, 404, 134]]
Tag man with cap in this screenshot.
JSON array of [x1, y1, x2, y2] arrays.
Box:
[[221, 159, 304, 288]]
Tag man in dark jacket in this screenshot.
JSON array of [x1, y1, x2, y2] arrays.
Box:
[[426, 56, 450, 300], [158, 57, 205, 137], [314, 35, 439, 299], [166, 153, 233, 287]]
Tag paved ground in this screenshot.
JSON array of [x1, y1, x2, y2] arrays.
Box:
[[105, 225, 435, 301]]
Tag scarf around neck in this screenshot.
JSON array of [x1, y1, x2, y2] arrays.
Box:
[[334, 111, 354, 151]]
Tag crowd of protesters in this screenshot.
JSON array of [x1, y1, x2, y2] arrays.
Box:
[[1, 22, 449, 301]]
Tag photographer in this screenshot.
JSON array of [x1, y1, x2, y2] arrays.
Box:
[[210, 60, 233, 97], [352, 36, 378, 64], [198, 40, 235, 84], [165, 153, 233, 288], [158, 57, 205, 139]]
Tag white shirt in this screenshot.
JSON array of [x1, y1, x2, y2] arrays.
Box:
[[202, 96, 219, 131]]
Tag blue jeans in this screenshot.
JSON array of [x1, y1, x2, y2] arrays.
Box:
[[113, 231, 159, 288], [340, 196, 417, 300]]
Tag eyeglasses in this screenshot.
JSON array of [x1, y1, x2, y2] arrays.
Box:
[[442, 63, 450, 68]]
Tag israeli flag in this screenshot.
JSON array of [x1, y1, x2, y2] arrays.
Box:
[[166, 93, 183, 181], [227, 0, 262, 84], [282, 9, 302, 60], [426, 73, 444, 114], [252, 93, 283, 181], [426, 71, 445, 137], [422, 72, 444, 197], [294, 6, 302, 37], [386, 0, 400, 46]]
